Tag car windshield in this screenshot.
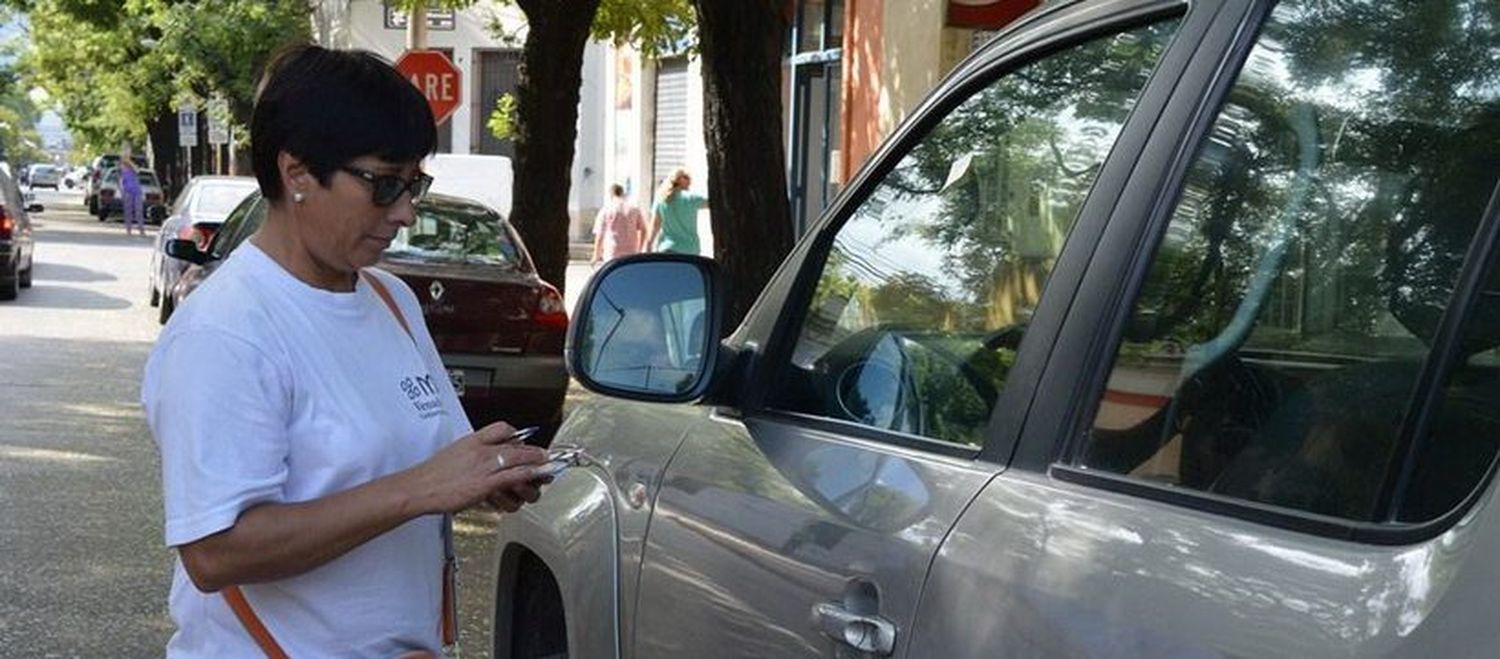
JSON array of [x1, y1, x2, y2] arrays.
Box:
[[190, 183, 259, 218], [386, 199, 525, 268]]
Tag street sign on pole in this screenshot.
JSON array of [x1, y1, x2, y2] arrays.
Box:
[[395, 50, 462, 127], [207, 98, 229, 146], [178, 105, 198, 148]]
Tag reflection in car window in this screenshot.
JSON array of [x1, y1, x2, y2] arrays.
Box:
[[190, 183, 259, 218], [211, 196, 266, 260], [1080, 0, 1500, 523], [386, 200, 524, 267], [773, 20, 1181, 447]]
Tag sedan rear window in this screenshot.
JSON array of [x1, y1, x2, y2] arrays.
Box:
[[387, 201, 525, 267]]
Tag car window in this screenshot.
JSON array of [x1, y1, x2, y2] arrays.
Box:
[[210, 195, 267, 260], [190, 183, 259, 218], [770, 20, 1182, 447], [385, 199, 525, 268], [1077, 0, 1500, 523], [138, 172, 159, 188]]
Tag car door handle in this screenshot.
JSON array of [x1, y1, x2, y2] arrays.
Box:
[[814, 602, 896, 655]]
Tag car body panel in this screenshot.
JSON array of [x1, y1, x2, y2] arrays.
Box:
[[632, 414, 996, 656], [494, 396, 704, 658], [908, 469, 1500, 657]]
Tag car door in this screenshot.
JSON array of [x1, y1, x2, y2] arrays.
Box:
[[628, 4, 1202, 656], [909, 0, 1500, 655]]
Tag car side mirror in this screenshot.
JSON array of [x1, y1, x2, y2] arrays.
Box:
[[567, 254, 726, 402], [164, 238, 210, 266], [25, 203, 42, 213], [148, 205, 168, 223]]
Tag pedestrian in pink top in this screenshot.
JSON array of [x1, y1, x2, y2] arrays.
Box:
[[591, 183, 646, 265]]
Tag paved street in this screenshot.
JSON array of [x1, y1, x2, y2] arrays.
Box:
[[0, 190, 583, 657]]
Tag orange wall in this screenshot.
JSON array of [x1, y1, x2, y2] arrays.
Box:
[[842, 0, 884, 185]]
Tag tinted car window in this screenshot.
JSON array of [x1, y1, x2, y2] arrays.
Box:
[[210, 195, 267, 260], [386, 197, 525, 268], [772, 20, 1181, 447], [1079, 0, 1500, 522]]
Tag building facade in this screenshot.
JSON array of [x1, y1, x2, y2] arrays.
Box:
[[311, 0, 609, 238]]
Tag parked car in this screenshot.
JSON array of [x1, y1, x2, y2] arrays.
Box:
[[86, 153, 148, 215], [95, 167, 165, 222], [26, 164, 62, 190], [148, 175, 258, 322], [493, 1, 1500, 657], [164, 190, 569, 433], [62, 165, 89, 190], [0, 163, 36, 301]]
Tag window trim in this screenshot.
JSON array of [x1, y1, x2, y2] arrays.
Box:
[[1051, 0, 1500, 543], [745, 2, 1195, 464]]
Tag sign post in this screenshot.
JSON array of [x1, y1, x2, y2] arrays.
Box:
[[395, 50, 462, 127], [208, 97, 229, 174], [178, 104, 198, 180]]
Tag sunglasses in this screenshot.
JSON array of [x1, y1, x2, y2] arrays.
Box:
[[340, 165, 434, 206]]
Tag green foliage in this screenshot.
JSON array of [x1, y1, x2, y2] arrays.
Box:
[[20, 0, 309, 155], [486, 92, 516, 140], [593, 0, 695, 57]]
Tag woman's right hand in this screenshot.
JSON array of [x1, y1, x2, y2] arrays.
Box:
[[403, 422, 548, 515]]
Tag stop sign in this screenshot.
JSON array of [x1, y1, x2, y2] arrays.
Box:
[[395, 50, 462, 127]]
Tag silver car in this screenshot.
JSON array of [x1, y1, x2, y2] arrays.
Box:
[[494, 1, 1500, 656], [148, 175, 258, 324]]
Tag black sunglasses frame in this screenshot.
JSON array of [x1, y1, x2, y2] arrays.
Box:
[[340, 165, 434, 206]]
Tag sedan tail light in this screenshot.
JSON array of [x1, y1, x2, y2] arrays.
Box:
[[532, 284, 569, 331], [0, 206, 10, 240]]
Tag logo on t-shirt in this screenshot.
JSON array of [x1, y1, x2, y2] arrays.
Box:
[[400, 374, 447, 419]]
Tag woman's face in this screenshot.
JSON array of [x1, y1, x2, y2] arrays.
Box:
[[297, 155, 421, 272], [675, 173, 691, 189]]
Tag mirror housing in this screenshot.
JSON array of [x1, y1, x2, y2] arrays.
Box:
[[148, 205, 169, 223], [25, 203, 42, 213], [566, 253, 728, 403], [164, 238, 210, 266]]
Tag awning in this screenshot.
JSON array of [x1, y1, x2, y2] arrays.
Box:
[[947, 0, 1041, 29]]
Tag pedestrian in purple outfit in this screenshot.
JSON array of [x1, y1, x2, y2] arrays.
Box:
[[120, 156, 145, 236]]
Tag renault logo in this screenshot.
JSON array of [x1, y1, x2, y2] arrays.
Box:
[[429, 280, 446, 301]]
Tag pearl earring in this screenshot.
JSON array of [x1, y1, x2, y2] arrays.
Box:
[[292, 191, 305, 203]]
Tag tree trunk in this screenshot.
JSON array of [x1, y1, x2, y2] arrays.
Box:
[[693, 0, 794, 330], [145, 108, 180, 198], [512, 0, 603, 294]]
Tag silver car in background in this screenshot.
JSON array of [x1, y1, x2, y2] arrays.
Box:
[[492, 1, 1500, 657], [148, 175, 258, 324]]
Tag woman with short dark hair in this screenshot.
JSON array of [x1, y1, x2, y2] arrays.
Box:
[[142, 45, 550, 657]]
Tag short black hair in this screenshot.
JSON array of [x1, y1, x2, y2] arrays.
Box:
[[251, 44, 436, 202], [610, 183, 625, 197]]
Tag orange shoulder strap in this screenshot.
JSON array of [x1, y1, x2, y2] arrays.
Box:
[[218, 271, 456, 656]]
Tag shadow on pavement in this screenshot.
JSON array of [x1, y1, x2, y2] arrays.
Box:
[[33, 226, 159, 249], [9, 283, 131, 310], [30, 262, 118, 284]]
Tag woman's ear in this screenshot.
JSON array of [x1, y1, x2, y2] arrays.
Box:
[[277, 152, 313, 199]]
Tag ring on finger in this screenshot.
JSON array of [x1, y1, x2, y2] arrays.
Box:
[[496, 453, 507, 469]]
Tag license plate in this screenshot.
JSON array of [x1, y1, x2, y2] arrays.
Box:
[[447, 369, 465, 397]]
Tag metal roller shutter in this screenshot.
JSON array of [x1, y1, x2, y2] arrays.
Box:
[[652, 57, 690, 191]]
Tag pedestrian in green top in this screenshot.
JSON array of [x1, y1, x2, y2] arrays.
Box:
[[646, 168, 708, 254]]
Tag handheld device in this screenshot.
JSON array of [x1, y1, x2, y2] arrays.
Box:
[[536, 445, 584, 481], [508, 425, 542, 443]]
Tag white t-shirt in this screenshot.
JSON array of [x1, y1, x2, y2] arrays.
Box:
[[142, 241, 473, 657]]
